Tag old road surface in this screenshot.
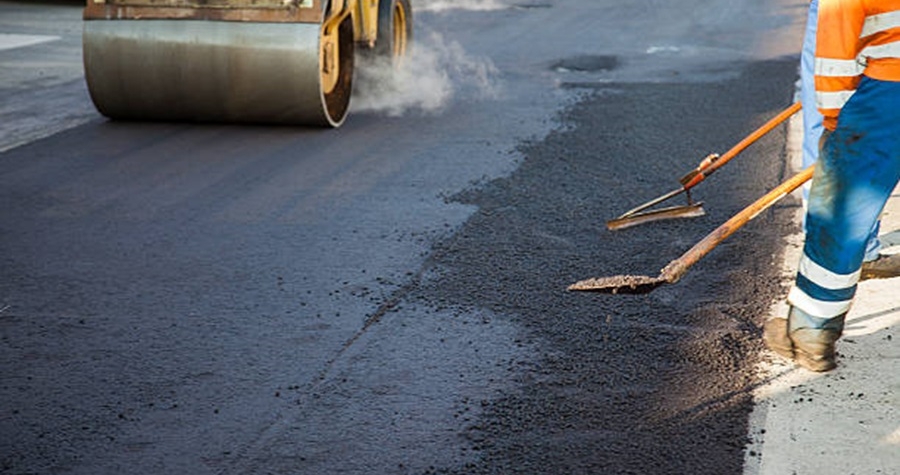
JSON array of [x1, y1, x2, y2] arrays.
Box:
[[1, 1, 809, 474]]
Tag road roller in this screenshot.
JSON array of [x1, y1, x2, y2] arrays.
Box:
[[82, 0, 412, 127]]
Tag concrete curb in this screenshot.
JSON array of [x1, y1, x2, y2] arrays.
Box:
[[744, 109, 900, 474]]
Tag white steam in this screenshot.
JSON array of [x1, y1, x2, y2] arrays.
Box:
[[352, 31, 501, 117], [416, 0, 508, 12]]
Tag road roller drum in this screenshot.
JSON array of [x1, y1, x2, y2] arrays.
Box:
[[82, 0, 412, 127]]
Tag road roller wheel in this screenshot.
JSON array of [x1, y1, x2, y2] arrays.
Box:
[[83, 15, 355, 127], [372, 0, 412, 60]]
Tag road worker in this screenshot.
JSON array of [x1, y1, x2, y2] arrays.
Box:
[[799, 0, 898, 278], [765, 0, 900, 372]]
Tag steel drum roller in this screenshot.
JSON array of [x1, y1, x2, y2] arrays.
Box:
[[83, 19, 353, 127]]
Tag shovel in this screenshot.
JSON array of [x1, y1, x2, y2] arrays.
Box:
[[570, 165, 814, 294], [607, 102, 802, 230]]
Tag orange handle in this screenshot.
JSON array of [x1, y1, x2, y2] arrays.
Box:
[[679, 101, 802, 190]]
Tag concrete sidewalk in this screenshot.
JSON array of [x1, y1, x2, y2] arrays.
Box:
[[744, 111, 900, 474]]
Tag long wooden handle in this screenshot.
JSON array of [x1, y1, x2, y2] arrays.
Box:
[[661, 165, 814, 283], [680, 102, 803, 190]]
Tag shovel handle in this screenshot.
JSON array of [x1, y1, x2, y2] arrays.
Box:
[[679, 102, 802, 190], [661, 165, 814, 283]]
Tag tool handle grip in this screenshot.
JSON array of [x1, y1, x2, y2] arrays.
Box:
[[679, 153, 720, 189], [661, 165, 814, 283]]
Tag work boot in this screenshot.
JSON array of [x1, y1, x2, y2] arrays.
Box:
[[763, 308, 843, 372], [790, 328, 840, 372], [861, 253, 900, 281], [763, 317, 793, 360]]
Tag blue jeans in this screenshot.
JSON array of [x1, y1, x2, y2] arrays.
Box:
[[800, 0, 881, 260], [789, 77, 900, 328]]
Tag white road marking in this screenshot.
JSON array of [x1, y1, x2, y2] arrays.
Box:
[[0, 33, 60, 51]]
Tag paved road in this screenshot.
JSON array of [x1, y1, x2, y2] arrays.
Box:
[[1, 1, 806, 474]]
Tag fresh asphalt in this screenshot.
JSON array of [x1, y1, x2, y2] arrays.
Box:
[[1, 1, 809, 473]]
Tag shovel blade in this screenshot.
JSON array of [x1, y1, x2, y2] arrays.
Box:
[[607, 203, 706, 231], [567, 274, 666, 294]]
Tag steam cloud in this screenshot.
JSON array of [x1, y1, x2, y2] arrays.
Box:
[[352, 31, 501, 117]]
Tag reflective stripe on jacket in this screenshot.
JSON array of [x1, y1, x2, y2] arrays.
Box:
[[815, 0, 900, 130]]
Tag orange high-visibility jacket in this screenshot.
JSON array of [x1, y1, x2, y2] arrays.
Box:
[[815, 0, 900, 130]]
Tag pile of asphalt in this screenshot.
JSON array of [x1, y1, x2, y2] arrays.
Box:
[[413, 59, 800, 474]]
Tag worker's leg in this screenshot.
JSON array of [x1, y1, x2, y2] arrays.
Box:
[[799, 0, 882, 261], [786, 78, 900, 370]]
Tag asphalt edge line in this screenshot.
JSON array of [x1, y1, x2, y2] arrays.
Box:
[[741, 103, 807, 475]]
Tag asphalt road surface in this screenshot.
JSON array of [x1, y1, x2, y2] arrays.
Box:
[[1, 1, 807, 473]]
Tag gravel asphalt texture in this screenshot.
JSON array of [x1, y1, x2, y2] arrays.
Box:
[[413, 59, 801, 474]]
